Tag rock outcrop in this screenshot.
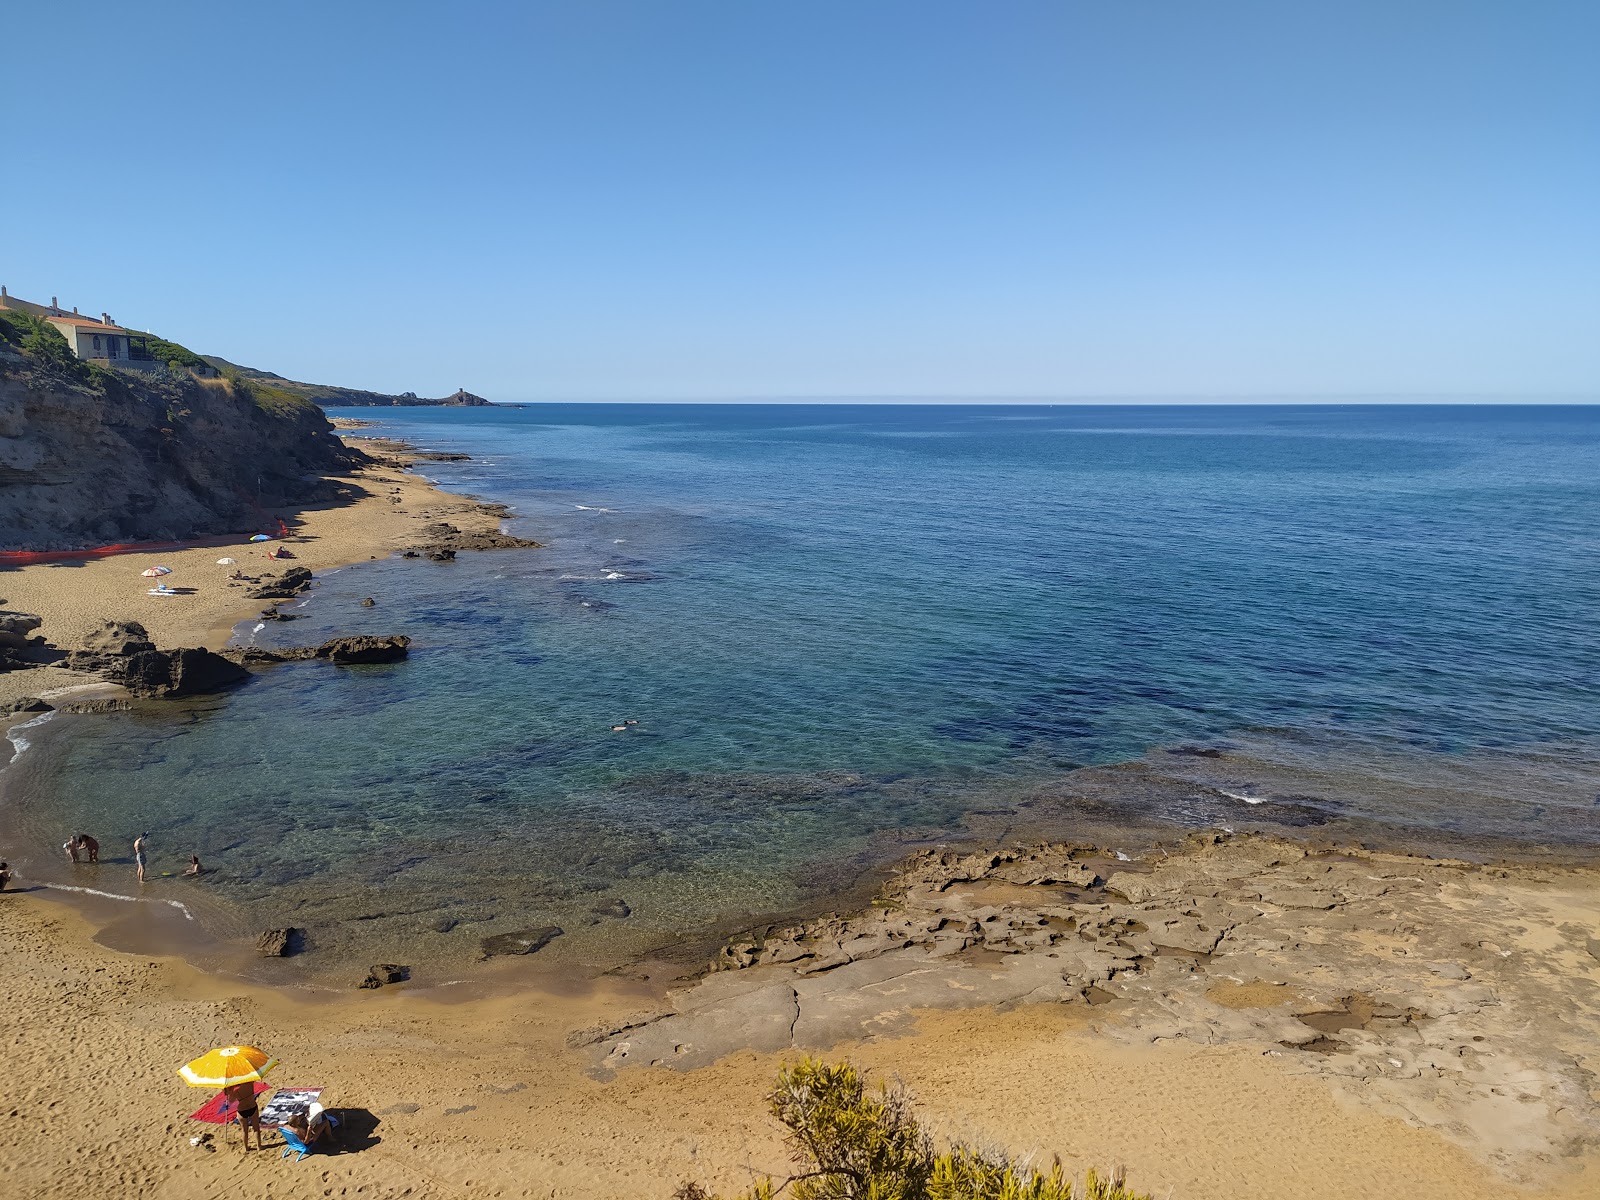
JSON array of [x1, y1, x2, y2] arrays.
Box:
[[408, 520, 541, 558], [0, 339, 364, 551], [256, 927, 302, 957], [0, 610, 44, 648], [576, 833, 1600, 1181], [223, 635, 411, 666], [111, 648, 250, 698], [359, 963, 409, 988], [246, 567, 313, 600]]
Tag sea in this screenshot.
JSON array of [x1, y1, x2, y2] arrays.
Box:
[[6, 403, 1600, 977]]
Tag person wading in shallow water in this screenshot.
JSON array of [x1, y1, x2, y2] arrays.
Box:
[[64, 834, 99, 863], [133, 833, 149, 883]]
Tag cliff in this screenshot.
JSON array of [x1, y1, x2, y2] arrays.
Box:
[[0, 314, 366, 551], [202, 357, 491, 407]]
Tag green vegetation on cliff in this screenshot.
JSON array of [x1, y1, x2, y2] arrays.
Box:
[[0, 309, 96, 384], [677, 1059, 1150, 1200]]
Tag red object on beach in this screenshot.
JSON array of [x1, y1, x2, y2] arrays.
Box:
[[189, 1081, 270, 1123]]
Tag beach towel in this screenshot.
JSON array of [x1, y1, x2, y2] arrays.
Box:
[[190, 1081, 269, 1123], [259, 1088, 324, 1126]]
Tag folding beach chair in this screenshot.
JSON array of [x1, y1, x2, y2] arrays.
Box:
[[280, 1125, 312, 1162]]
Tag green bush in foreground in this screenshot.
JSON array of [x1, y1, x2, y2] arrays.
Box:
[[676, 1059, 1150, 1200]]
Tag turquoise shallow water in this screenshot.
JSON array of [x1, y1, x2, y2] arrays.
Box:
[[8, 404, 1600, 972]]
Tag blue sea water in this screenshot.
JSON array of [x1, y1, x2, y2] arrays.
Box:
[[11, 404, 1600, 971]]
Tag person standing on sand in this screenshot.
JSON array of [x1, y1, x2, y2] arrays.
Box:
[[223, 1082, 263, 1151], [133, 833, 149, 883]]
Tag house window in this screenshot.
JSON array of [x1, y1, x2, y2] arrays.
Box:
[[93, 334, 101, 352]]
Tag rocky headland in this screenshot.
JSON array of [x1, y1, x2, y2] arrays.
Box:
[[0, 319, 363, 551]]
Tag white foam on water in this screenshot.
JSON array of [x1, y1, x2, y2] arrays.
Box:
[[1114, 850, 1131, 861], [38, 882, 194, 920], [1219, 788, 1269, 806], [252, 623, 266, 633], [5, 709, 57, 766]]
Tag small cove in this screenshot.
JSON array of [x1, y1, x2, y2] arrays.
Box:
[[4, 403, 1599, 981]]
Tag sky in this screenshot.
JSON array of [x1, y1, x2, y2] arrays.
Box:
[[4, 1, 1597, 401]]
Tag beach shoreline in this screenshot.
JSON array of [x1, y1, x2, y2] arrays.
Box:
[[1, 431, 512, 707], [3, 832, 1597, 1199]]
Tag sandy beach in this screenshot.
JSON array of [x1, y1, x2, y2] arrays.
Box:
[[2, 848, 1597, 1200]]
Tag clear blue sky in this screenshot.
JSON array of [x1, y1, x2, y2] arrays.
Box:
[[5, 1, 1597, 400]]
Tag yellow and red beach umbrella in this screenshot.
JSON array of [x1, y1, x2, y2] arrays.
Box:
[[177, 1045, 278, 1089]]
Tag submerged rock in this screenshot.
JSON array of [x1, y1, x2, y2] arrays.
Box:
[[480, 926, 563, 959], [58, 697, 132, 714]]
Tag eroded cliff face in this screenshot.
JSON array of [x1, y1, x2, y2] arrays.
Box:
[[0, 351, 366, 550]]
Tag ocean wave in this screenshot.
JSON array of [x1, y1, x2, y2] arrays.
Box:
[[38, 882, 194, 920], [5, 709, 57, 767]]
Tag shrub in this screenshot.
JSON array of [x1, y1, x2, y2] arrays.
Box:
[[0, 308, 95, 381], [678, 1059, 1150, 1200]]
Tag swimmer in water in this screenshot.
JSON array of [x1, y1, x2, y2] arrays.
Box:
[[184, 854, 203, 876]]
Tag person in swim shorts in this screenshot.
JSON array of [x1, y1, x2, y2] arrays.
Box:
[[133, 833, 149, 883]]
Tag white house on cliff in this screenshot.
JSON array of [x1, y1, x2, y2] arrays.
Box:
[[0, 286, 158, 370]]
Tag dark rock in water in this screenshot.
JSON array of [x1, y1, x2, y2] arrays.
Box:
[[414, 451, 471, 462], [401, 550, 420, 558], [4, 696, 52, 714], [592, 898, 631, 919], [58, 697, 133, 714], [259, 605, 298, 621], [424, 547, 456, 561], [360, 596, 376, 607], [78, 619, 156, 656], [431, 916, 458, 934], [256, 927, 302, 957], [246, 567, 313, 600], [316, 635, 411, 664], [0, 611, 45, 649], [480, 926, 563, 959], [359, 963, 409, 988], [112, 647, 250, 698]]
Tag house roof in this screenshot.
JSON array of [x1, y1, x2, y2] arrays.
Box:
[[43, 315, 130, 333]]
